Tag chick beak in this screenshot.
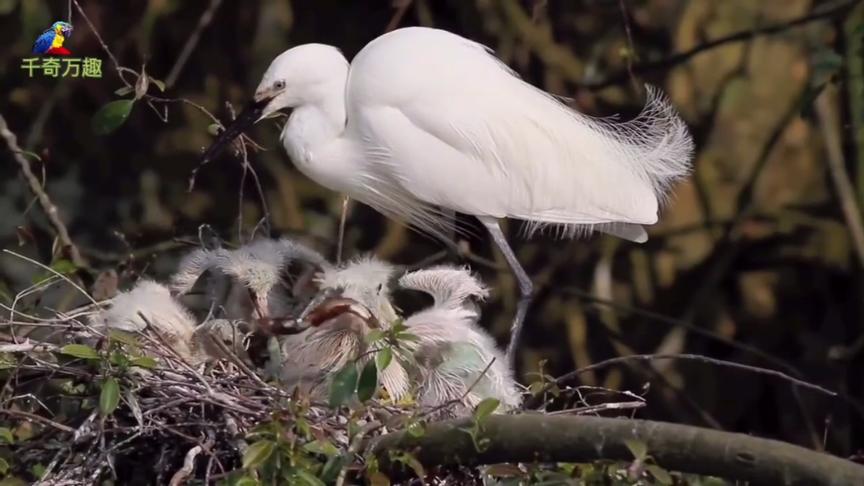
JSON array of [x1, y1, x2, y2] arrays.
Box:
[[200, 96, 272, 164]]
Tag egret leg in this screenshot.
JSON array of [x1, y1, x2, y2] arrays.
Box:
[[479, 217, 534, 369]]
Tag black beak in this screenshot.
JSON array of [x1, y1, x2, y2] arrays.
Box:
[[200, 97, 271, 163]]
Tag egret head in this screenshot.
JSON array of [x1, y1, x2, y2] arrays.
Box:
[[201, 44, 348, 163]]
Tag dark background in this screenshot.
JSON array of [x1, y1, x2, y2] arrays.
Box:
[[2, 0, 863, 458]]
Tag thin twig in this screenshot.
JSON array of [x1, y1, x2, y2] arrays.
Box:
[[2, 249, 96, 306], [1, 114, 87, 269], [0, 409, 75, 433], [554, 354, 838, 398], [165, 0, 223, 88], [582, 0, 862, 89], [385, 0, 414, 32], [814, 85, 864, 268]]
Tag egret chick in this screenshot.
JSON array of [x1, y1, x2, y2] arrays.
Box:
[[202, 27, 694, 366], [171, 238, 326, 332], [280, 256, 410, 400], [90, 280, 198, 362], [399, 266, 521, 416]]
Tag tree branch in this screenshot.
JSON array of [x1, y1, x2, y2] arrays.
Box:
[[0, 113, 87, 269], [372, 415, 864, 485]]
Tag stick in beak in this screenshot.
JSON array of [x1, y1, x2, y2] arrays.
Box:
[[200, 97, 272, 164]]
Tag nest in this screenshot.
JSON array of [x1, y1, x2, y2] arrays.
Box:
[[0, 239, 644, 485]]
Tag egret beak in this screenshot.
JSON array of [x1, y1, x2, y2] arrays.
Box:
[[200, 97, 272, 163]]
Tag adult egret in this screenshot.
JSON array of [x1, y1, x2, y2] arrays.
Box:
[[202, 27, 694, 366]]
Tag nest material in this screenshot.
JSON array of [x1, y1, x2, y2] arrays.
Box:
[[0, 238, 528, 484]]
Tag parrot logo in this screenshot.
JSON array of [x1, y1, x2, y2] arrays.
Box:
[[32, 21, 73, 56]]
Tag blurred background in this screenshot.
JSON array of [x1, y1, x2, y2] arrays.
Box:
[[2, 0, 863, 459]]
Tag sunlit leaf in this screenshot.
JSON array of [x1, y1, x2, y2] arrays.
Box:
[[406, 420, 425, 438], [357, 360, 378, 402], [59, 344, 100, 360], [375, 347, 392, 371], [0, 427, 14, 444], [108, 330, 139, 347], [0, 354, 16, 370], [0, 457, 9, 475], [92, 99, 135, 135], [131, 356, 157, 369], [624, 439, 648, 461], [149, 77, 166, 92], [99, 377, 120, 416], [473, 398, 500, 423], [365, 329, 386, 344], [242, 440, 275, 469], [295, 469, 326, 486], [646, 464, 673, 485], [303, 439, 340, 457], [328, 364, 358, 408]]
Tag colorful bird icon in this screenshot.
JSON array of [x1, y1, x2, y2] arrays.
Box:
[[32, 21, 73, 56]]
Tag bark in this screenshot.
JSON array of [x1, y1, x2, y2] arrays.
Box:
[[371, 415, 864, 485]]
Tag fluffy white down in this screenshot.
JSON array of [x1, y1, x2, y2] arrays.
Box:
[[90, 280, 198, 360], [400, 267, 521, 414]]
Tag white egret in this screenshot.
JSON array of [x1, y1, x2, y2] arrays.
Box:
[[202, 27, 694, 367]]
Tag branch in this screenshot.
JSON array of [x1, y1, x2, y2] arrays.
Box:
[[814, 85, 864, 268], [553, 353, 837, 398], [581, 0, 861, 89], [0, 113, 87, 269], [371, 415, 864, 485]]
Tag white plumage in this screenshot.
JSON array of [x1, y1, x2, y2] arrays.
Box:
[[203, 27, 694, 365]]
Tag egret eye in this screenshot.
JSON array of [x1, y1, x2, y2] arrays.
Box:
[[274, 80, 286, 90]]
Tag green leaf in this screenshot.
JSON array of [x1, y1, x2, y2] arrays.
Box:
[[114, 86, 134, 96], [99, 377, 120, 416], [357, 360, 378, 402], [319, 454, 345, 483], [295, 470, 326, 486], [473, 398, 500, 423], [92, 99, 135, 135], [302, 439, 340, 457], [367, 471, 391, 486], [365, 330, 386, 344], [0, 354, 16, 370], [29, 463, 45, 480], [149, 77, 166, 92], [242, 440, 275, 469], [375, 347, 392, 371], [108, 330, 139, 347], [59, 344, 100, 360], [645, 464, 673, 485], [0, 457, 8, 475], [390, 451, 425, 479], [234, 477, 259, 486], [0, 427, 13, 444], [131, 356, 157, 369], [394, 332, 421, 343], [328, 364, 358, 408], [50, 259, 77, 275], [624, 439, 648, 461], [406, 420, 425, 438]]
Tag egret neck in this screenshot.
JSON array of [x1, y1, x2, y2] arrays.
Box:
[[281, 84, 356, 194]]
